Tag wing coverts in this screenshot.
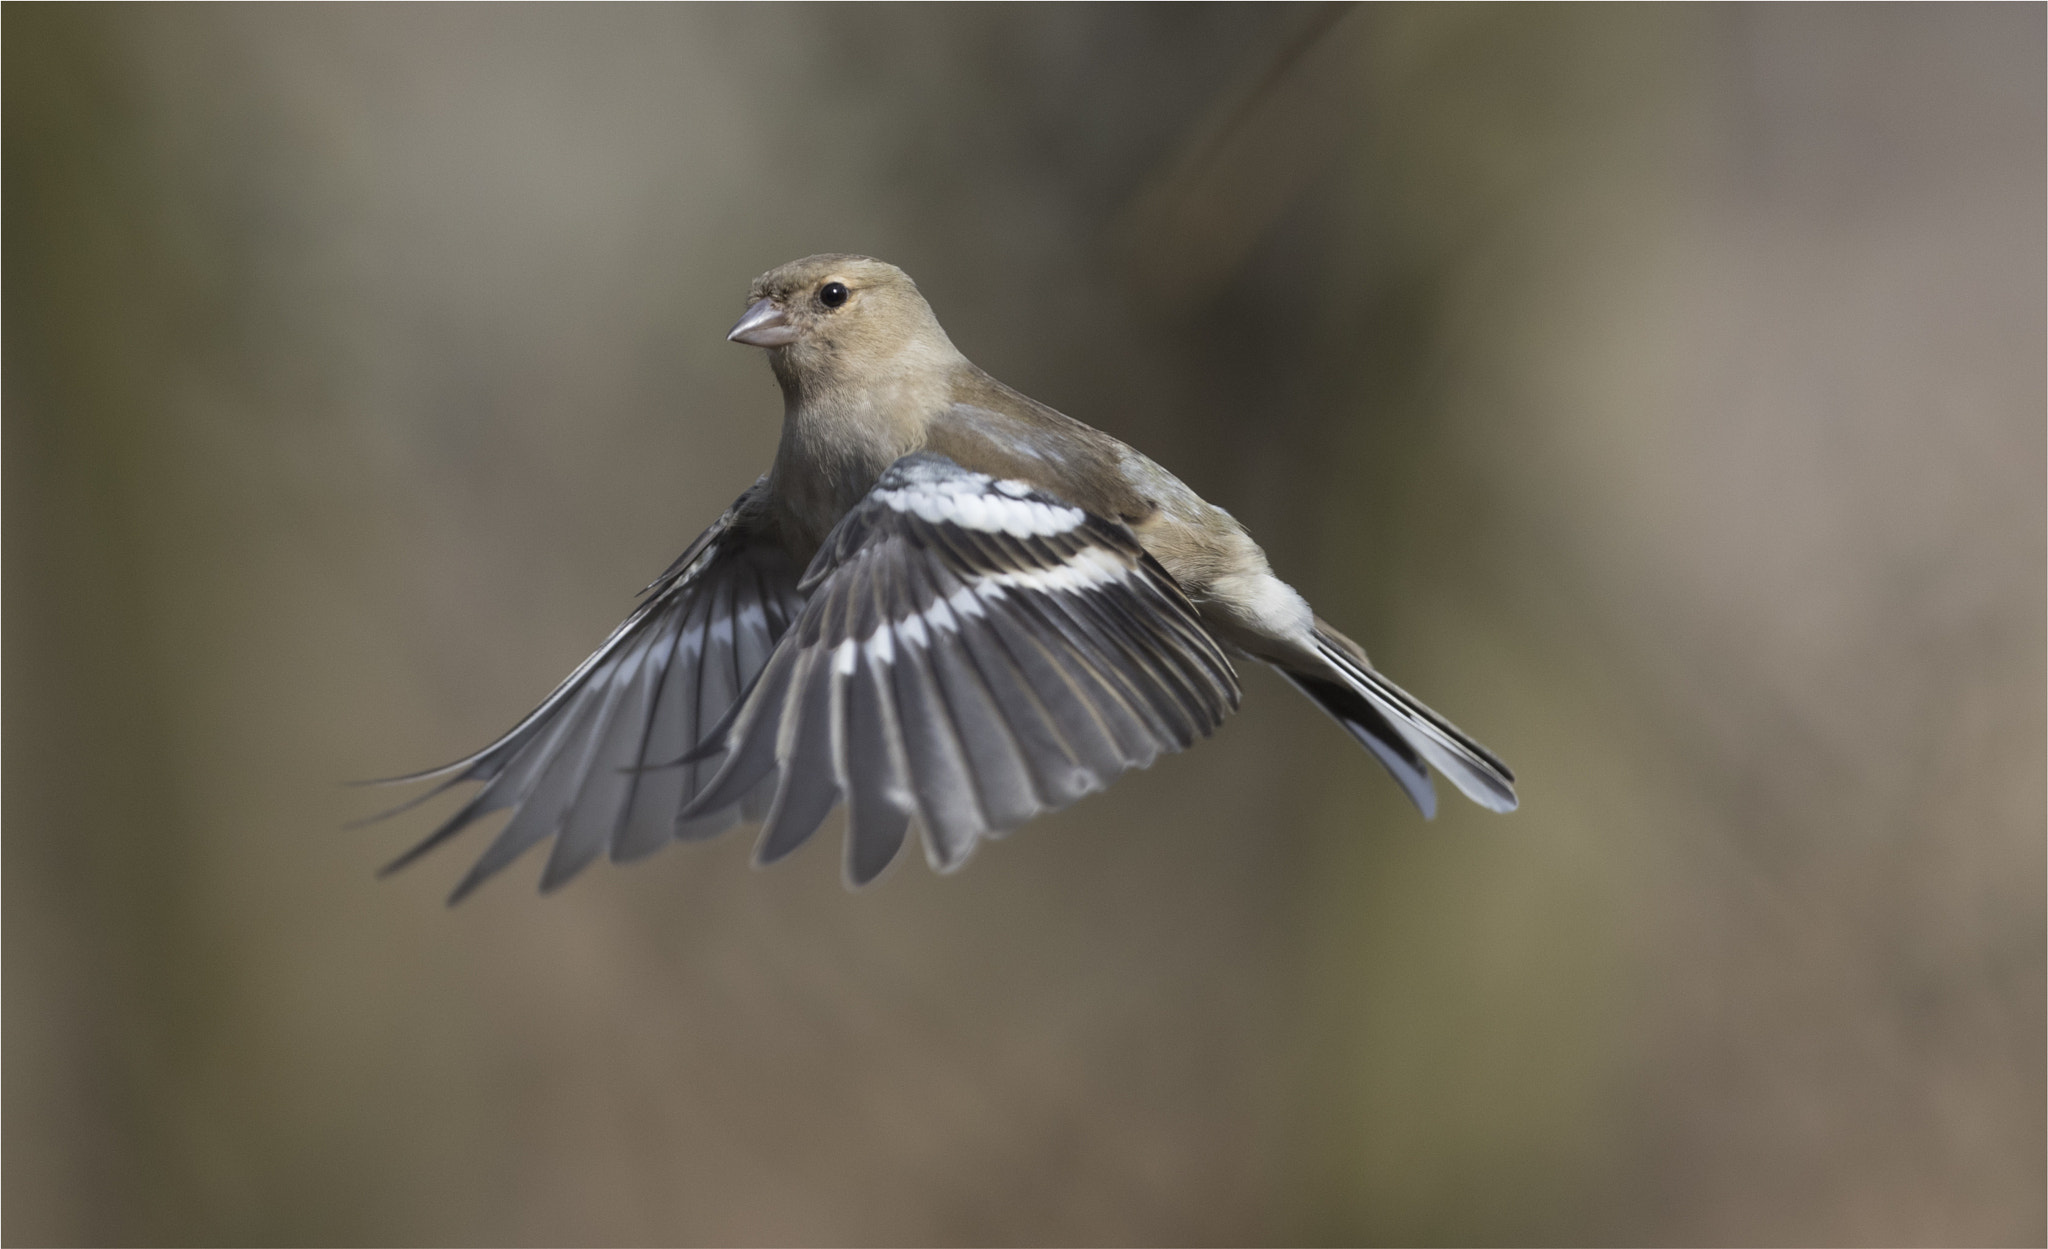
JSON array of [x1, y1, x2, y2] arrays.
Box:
[[682, 452, 1241, 883]]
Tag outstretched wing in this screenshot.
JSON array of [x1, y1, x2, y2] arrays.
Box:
[[679, 452, 1241, 885], [377, 482, 804, 902]]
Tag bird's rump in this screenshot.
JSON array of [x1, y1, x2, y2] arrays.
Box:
[[680, 452, 1243, 884]]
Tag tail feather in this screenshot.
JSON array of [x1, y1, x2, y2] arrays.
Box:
[[1286, 625, 1518, 815], [1279, 669, 1439, 818]]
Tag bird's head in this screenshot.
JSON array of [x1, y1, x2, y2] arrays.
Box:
[[727, 254, 959, 395]]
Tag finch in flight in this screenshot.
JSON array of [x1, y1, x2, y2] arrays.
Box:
[[377, 255, 1516, 900]]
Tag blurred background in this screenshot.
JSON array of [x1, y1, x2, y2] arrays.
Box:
[[5, 5, 2041, 1245]]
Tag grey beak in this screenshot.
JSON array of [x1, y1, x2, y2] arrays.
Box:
[[727, 298, 798, 348]]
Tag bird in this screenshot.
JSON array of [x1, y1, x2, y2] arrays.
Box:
[[373, 254, 1516, 901]]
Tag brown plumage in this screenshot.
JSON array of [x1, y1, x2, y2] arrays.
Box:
[[377, 253, 1515, 899]]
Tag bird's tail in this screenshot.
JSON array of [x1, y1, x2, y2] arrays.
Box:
[[1277, 622, 1518, 817]]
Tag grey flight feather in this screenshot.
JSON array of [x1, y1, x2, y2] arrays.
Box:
[[370, 483, 803, 903]]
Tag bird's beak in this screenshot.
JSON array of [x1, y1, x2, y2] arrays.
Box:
[[726, 298, 797, 348]]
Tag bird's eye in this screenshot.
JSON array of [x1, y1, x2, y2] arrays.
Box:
[[819, 281, 849, 308]]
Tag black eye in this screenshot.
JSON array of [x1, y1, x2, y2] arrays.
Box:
[[819, 281, 849, 308]]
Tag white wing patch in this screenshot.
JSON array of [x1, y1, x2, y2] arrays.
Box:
[[973, 544, 1132, 595], [875, 460, 1085, 537], [848, 545, 1136, 671]]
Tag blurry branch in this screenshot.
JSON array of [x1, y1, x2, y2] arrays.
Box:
[[1110, 2, 1368, 308]]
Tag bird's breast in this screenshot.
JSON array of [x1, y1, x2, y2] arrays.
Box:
[[765, 398, 925, 560]]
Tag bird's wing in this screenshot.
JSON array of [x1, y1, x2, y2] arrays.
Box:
[[679, 451, 1241, 885], [376, 481, 804, 902]]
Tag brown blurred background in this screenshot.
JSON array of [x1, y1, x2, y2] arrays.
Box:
[[5, 5, 2042, 1245]]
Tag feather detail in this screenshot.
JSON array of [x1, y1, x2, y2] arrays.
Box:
[[367, 483, 803, 900], [1302, 626, 1518, 815]]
